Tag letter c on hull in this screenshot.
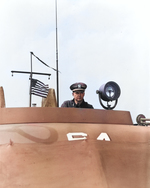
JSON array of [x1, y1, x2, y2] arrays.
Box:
[[67, 132, 87, 141]]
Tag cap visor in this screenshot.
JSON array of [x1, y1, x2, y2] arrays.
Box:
[[73, 89, 85, 92]]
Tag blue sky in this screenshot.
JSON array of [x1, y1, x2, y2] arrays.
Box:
[[0, 0, 150, 123]]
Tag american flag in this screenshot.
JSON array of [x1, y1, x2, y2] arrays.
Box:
[[31, 79, 49, 98]]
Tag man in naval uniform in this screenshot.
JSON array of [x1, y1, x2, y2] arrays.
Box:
[[61, 82, 94, 108]]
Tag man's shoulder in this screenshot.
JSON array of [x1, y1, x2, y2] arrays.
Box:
[[83, 100, 94, 109], [61, 100, 74, 107]]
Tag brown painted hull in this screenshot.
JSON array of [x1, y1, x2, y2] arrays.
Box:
[[0, 108, 149, 188]]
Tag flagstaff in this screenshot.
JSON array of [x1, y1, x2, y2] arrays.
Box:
[[11, 52, 51, 107], [29, 52, 33, 107]]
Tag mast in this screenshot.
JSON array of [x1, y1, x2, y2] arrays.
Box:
[[55, 0, 59, 107]]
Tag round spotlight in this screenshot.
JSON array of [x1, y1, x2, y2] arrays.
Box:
[[96, 81, 121, 110]]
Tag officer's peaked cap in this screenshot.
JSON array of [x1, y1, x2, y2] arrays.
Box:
[[70, 82, 87, 92]]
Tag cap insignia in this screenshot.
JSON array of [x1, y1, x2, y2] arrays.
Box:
[[78, 84, 81, 88]]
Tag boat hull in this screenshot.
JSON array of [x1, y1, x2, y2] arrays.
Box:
[[0, 113, 149, 188]]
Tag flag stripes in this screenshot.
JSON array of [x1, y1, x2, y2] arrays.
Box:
[[31, 79, 49, 98]]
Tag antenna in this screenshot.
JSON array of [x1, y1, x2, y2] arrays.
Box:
[[55, 0, 59, 107]]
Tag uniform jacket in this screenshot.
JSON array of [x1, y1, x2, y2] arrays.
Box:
[[61, 99, 94, 109]]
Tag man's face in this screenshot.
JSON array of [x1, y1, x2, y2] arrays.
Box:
[[72, 90, 85, 104]]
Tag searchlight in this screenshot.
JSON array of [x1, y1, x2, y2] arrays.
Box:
[[96, 81, 121, 110]]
